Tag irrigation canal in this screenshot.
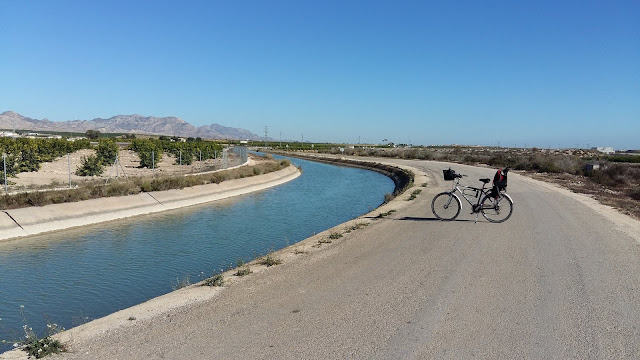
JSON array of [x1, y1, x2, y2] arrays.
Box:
[[0, 155, 394, 352]]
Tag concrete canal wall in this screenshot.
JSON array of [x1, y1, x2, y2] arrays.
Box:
[[0, 165, 301, 242]]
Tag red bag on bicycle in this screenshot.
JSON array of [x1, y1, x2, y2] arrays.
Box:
[[491, 168, 509, 197]]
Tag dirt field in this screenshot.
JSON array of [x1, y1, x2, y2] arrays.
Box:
[[8, 149, 243, 192]]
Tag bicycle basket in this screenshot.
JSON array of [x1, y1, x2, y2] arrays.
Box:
[[443, 168, 456, 181]]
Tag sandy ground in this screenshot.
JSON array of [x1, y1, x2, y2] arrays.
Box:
[[8, 148, 243, 191]]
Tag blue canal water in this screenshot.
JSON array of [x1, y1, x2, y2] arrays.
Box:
[[0, 156, 394, 351]]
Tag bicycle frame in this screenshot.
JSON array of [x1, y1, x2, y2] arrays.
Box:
[[448, 176, 489, 210]]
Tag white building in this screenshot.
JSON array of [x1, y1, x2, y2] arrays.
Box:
[[596, 146, 615, 154], [0, 131, 19, 138]]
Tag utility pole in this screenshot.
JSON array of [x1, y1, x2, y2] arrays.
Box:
[[264, 126, 268, 148], [3, 153, 7, 194], [68, 153, 71, 188]]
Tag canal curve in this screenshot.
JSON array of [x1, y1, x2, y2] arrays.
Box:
[[0, 156, 394, 352]]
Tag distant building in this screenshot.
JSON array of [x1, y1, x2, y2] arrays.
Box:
[[595, 146, 615, 154], [0, 131, 19, 138]]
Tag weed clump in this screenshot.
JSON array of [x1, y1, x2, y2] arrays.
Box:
[[203, 274, 225, 287], [408, 189, 422, 201], [171, 275, 191, 290], [235, 267, 252, 277], [1, 306, 66, 359], [262, 254, 282, 267]]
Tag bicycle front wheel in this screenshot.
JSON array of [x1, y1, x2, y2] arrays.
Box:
[[480, 193, 513, 223], [432, 192, 461, 221]]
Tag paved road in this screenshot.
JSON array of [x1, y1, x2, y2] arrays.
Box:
[[52, 159, 640, 359]]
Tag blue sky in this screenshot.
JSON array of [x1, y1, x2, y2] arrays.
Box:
[[1, 0, 638, 149]]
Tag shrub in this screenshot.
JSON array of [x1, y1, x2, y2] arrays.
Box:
[[261, 254, 282, 267], [203, 274, 225, 287], [75, 155, 104, 176], [235, 267, 252, 276]]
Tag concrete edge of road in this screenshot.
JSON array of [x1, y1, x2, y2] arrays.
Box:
[[0, 165, 301, 243], [0, 156, 428, 360]]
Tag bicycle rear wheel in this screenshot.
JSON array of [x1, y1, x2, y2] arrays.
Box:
[[480, 193, 513, 223], [432, 192, 461, 220]]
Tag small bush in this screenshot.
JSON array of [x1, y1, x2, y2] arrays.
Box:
[[203, 274, 225, 287], [75, 155, 104, 176], [235, 267, 252, 277], [262, 254, 282, 267], [329, 232, 343, 239]]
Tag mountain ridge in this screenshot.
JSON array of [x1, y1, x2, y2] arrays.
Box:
[[0, 111, 263, 140]]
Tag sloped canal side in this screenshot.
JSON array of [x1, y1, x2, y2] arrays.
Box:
[[0, 156, 395, 353]]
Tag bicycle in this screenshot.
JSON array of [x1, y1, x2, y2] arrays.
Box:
[[431, 168, 514, 223]]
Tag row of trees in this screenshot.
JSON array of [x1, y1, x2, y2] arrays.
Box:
[[1, 137, 228, 184], [1, 138, 92, 184], [128, 139, 223, 168]]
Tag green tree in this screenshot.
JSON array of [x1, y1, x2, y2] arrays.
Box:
[[96, 139, 119, 165], [138, 149, 161, 168], [85, 130, 101, 139], [17, 142, 40, 172], [0, 153, 17, 184], [75, 155, 104, 176]]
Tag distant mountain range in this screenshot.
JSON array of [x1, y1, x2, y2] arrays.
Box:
[[0, 111, 265, 140]]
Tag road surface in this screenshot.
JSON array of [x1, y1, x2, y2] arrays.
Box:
[[19, 159, 640, 359]]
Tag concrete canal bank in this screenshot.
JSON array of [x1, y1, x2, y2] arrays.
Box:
[[0, 165, 301, 243]]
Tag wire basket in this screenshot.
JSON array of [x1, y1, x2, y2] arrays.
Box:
[[443, 169, 456, 181]]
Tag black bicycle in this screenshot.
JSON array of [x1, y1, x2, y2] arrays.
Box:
[[431, 168, 514, 223]]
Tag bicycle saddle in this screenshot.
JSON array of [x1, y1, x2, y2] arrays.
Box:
[[479, 178, 490, 184]]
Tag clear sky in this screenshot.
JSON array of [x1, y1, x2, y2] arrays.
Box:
[[1, 0, 638, 149]]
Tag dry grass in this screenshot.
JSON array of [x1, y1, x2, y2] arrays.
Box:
[[531, 168, 640, 220]]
